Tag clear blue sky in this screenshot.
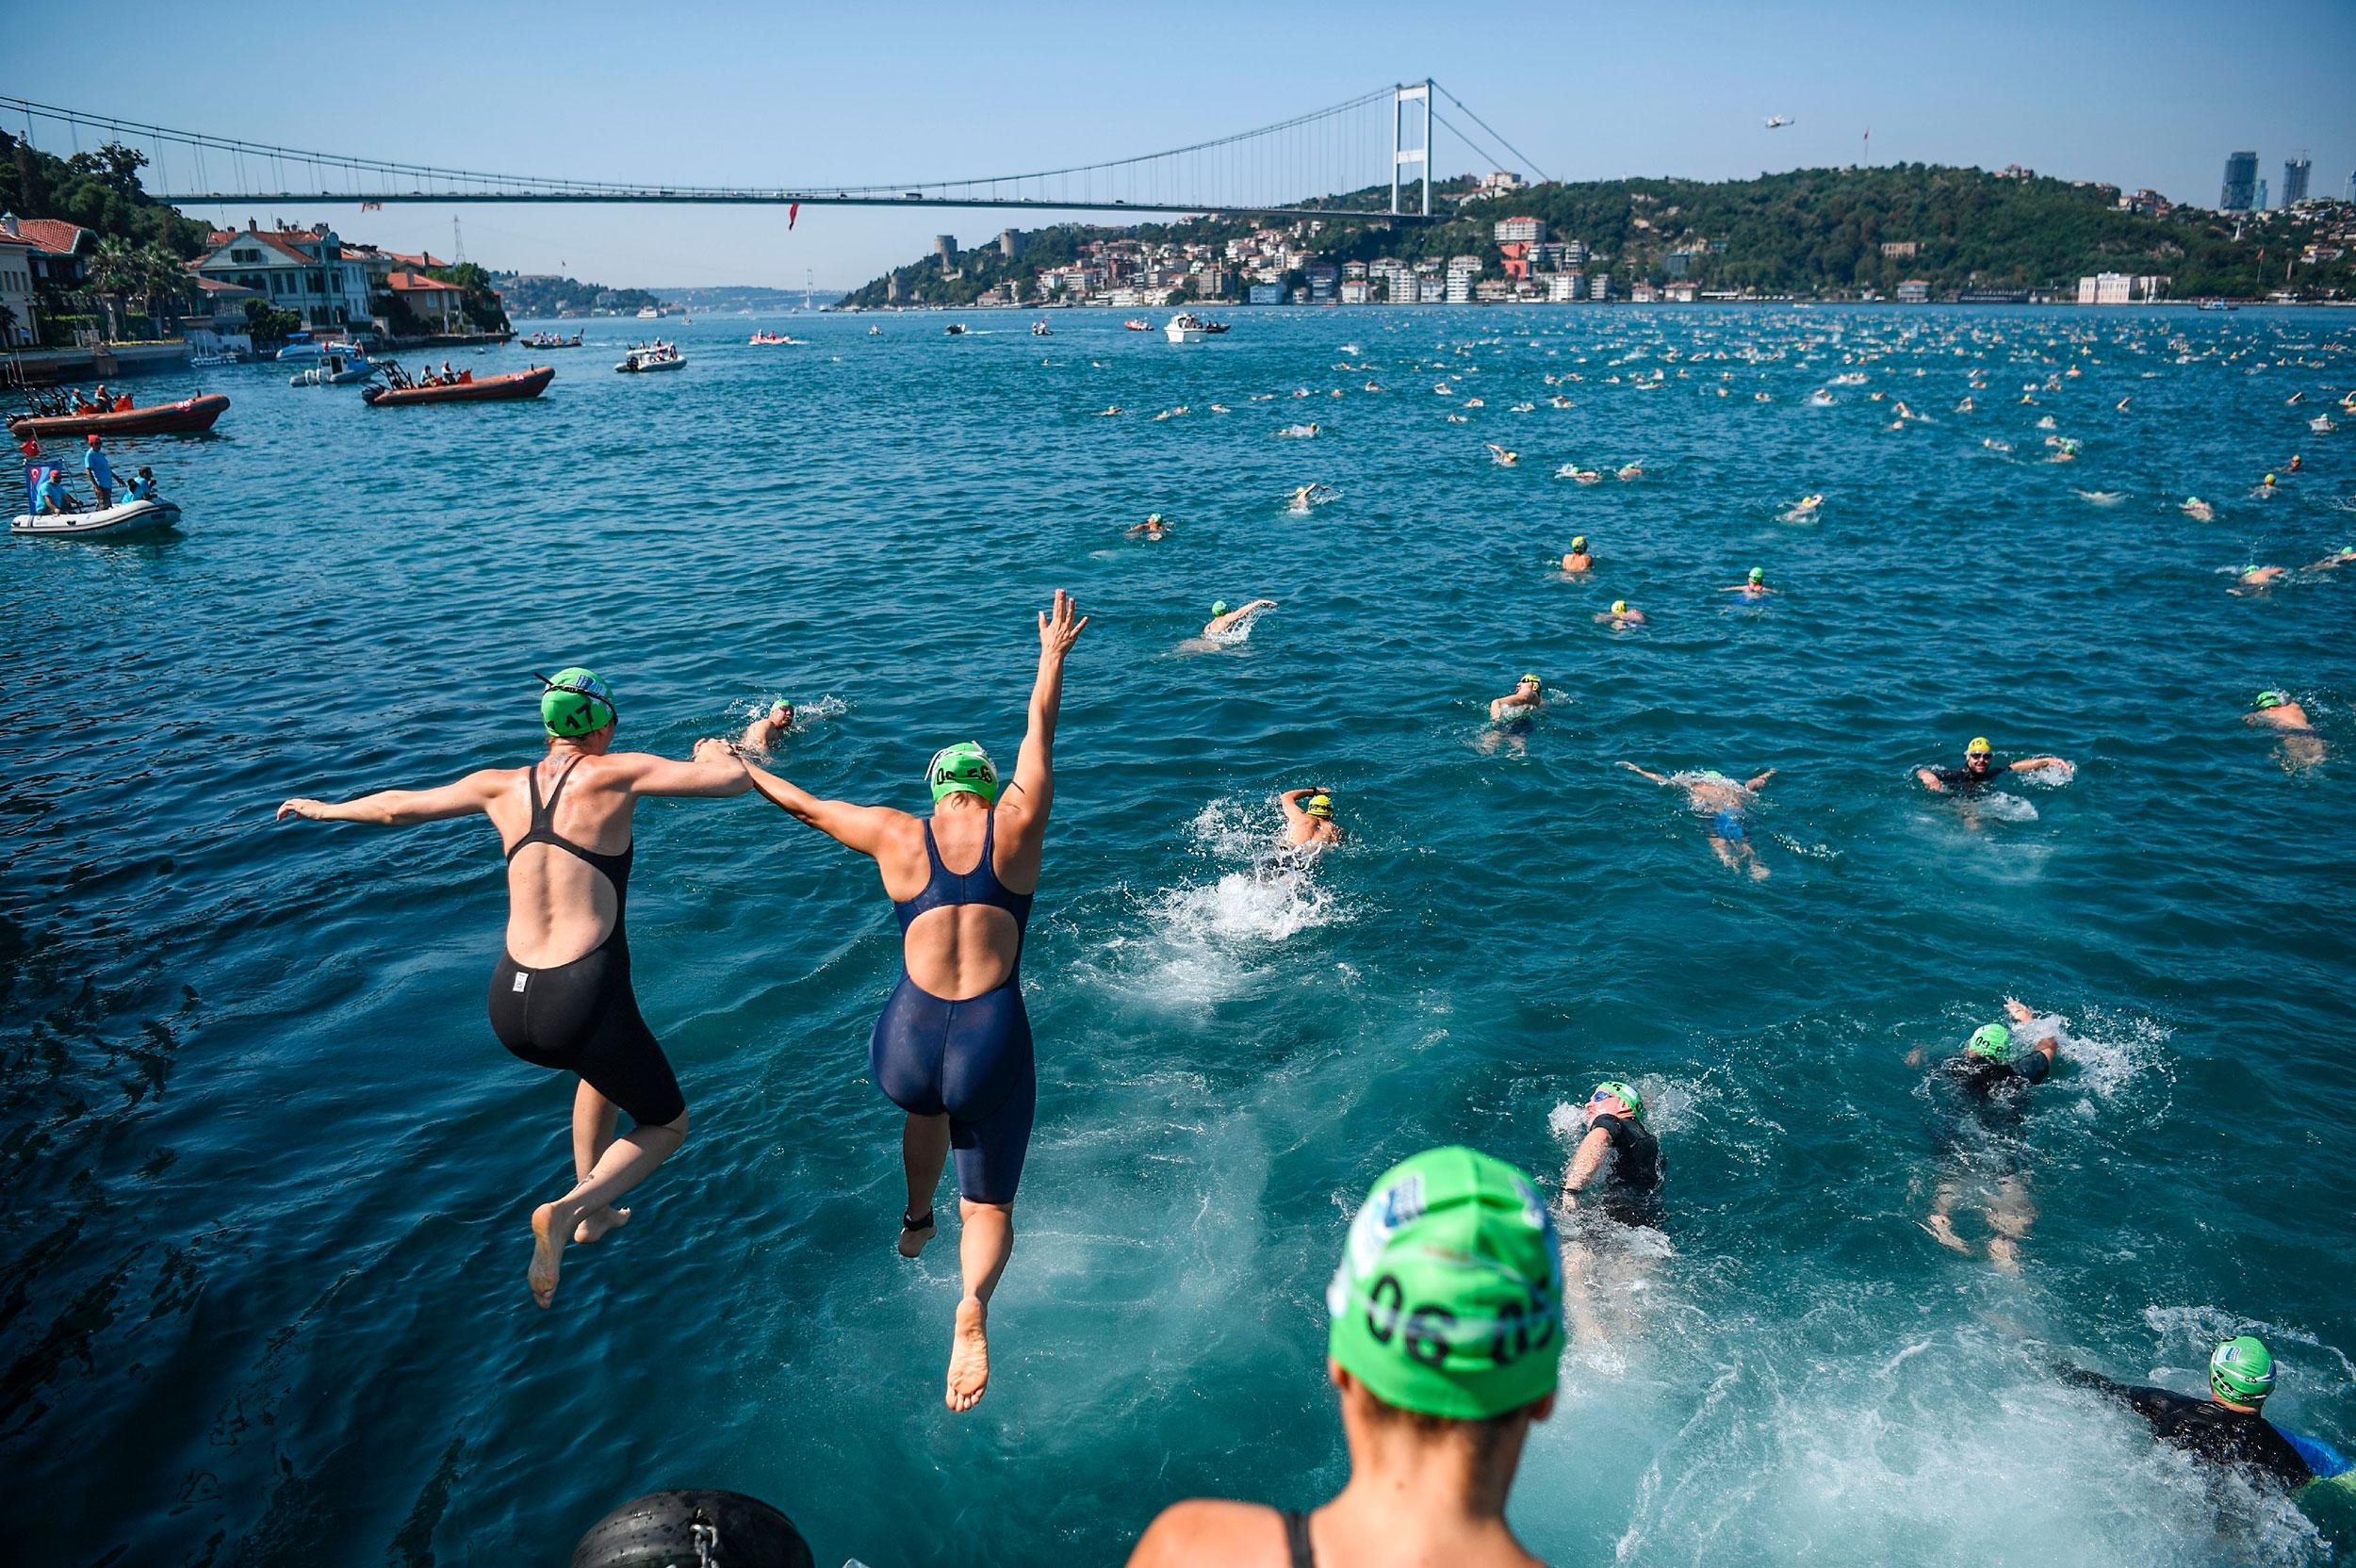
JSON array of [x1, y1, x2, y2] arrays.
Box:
[[10, 0, 2352, 290]]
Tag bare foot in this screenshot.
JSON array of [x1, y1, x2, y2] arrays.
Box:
[[1988, 1236, 2022, 1275], [1920, 1216, 1971, 1255], [945, 1297, 990, 1412], [530, 1202, 570, 1308], [898, 1209, 936, 1260], [575, 1205, 630, 1245], [1749, 860, 1771, 881]]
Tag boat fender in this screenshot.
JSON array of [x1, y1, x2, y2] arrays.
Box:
[[570, 1489, 814, 1568]]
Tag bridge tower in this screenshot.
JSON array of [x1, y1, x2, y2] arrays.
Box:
[[1392, 80, 1432, 218]]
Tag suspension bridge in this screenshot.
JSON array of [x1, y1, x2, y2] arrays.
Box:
[[2, 83, 1548, 223]]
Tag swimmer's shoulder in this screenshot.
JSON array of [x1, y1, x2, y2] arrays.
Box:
[[1127, 1500, 1288, 1568]]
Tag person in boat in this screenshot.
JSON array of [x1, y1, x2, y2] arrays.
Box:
[[736, 590, 1088, 1413], [1618, 761, 1776, 879], [274, 672, 788, 1309], [1279, 788, 1344, 849], [89, 383, 109, 412], [1561, 535, 1594, 573], [1914, 737, 2070, 796], [1907, 1001, 2063, 1271], [35, 465, 82, 514], [83, 434, 114, 508], [441, 359, 456, 382], [1127, 1147, 1562, 1568], [124, 466, 157, 502]]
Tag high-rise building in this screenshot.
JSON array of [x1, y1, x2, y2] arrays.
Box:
[[2219, 150, 2257, 211], [2256, 178, 2269, 211], [2282, 155, 2311, 206]]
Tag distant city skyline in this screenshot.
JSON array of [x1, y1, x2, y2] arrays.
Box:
[[8, 0, 2353, 289]]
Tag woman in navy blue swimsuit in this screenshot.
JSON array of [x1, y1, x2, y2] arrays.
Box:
[[744, 590, 1088, 1412]]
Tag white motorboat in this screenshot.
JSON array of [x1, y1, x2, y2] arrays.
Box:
[[274, 333, 325, 362], [636, 305, 661, 319], [2312, 415, 2338, 433], [290, 349, 377, 386], [615, 344, 686, 373], [12, 497, 182, 537], [1165, 314, 1207, 344]]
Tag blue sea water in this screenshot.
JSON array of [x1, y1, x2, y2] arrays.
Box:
[[5, 305, 2355, 1566]]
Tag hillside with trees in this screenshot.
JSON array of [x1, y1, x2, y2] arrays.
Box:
[[494, 271, 667, 318]]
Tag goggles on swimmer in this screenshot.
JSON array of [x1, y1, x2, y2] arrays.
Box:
[[1589, 1080, 1644, 1121], [535, 667, 617, 737], [1304, 793, 1334, 819]]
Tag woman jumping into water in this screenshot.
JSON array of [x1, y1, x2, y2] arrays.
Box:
[[276, 670, 785, 1308], [739, 589, 1088, 1413]]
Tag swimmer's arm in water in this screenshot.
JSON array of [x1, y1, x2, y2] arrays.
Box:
[[1278, 787, 1314, 825], [1745, 769, 1776, 792], [1562, 1125, 1612, 1200], [1915, 767, 1949, 792], [2003, 998, 2065, 1060], [1003, 588, 1090, 826], [739, 761, 904, 856], [2005, 755, 2069, 773], [1617, 761, 1670, 786], [275, 768, 505, 825], [614, 739, 758, 799]]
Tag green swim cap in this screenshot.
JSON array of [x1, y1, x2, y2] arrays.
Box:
[[1591, 1080, 1644, 1122], [539, 667, 616, 737], [1326, 1147, 1562, 1421], [2254, 691, 2285, 710], [2211, 1336, 2275, 1404], [1966, 1022, 2017, 1062], [925, 742, 999, 804], [1748, 566, 1766, 583], [1212, 600, 1230, 616]]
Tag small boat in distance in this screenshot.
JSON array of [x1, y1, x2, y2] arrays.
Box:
[[363, 365, 555, 406], [749, 331, 801, 344], [290, 347, 376, 386], [636, 305, 661, 319], [2197, 300, 2239, 312], [944, 323, 968, 335], [1164, 313, 1228, 344], [1031, 319, 1051, 336], [12, 496, 182, 537], [273, 332, 325, 362], [519, 330, 584, 350], [9, 393, 231, 439], [1123, 319, 1153, 331], [615, 342, 685, 373], [188, 347, 244, 368]]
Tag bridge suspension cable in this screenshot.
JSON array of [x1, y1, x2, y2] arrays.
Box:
[[0, 84, 1534, 220]]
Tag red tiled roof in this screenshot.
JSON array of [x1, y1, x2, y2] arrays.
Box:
[[4, 217, 91, 256], [386, 271, 458, 292], [191, 275, 261, 296], [381, 250, 448, 270], [200, 228, 330, 265]]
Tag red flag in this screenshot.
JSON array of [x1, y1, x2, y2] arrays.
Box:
[[788, 202, 800, 230]]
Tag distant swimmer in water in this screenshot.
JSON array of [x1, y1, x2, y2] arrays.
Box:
[[1596, 599, 1645, 629], [2116, 396, 2132, 412], [2305, 545, 2356, 570], [1915, 736, 2073, 796], [1722, 565, 1774, 599], [1779, 494, 1823, 522], [1908, 1000, 2062, 1273], [1485, 443, 1519, 466], [1278, 788, 1345, 848], [1097, 406, 1122, 416], [1288, 482, 1338, 512], [1618, 761, 1776, 879], [1126, 513, 1170, 540], [2181, 497, 2215, 521], [1615, 463, 1643, 481], [1557, 463, 1603, 482], [1204, 597, 1277, 638], [1561, 535, 1594, 573], [2229, 564, 2287, 595], [2247, 690, 2326, 770], [737, 590, 1088, 1413], [1489, 673, 1544, 727], [2285, 453, 2303, 472], [1127, 1148, 1562, 1568], [2058, 1338, 2345, 1495], [276, 671, 784, 1309], [1275, 422, 1319, 438]]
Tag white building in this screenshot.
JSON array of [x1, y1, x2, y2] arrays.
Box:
[[1589, 273, 1612, 300], [1546, 273, 1580, 302], [2076, 272, 2133, 304], [0, 237, 34, 347], [1421, 277, 1448, 303], [1494, 215, 1546, 245], [190, 221, 375, 331]]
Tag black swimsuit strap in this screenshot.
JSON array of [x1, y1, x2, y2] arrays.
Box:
[[1281, 1510, 1317, 1568]]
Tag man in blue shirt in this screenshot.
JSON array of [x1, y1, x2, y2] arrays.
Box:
[[84, 435, 114, 507]]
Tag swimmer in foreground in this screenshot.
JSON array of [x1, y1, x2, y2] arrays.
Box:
[[1914, 736, 2072, 795], [1560, 1081, 1662, 1227], [276, 671, 786, 1309], [2059, 1338, 2326, 1493], [1126, 513, 1170, 539], [1722, 565, 1774, 598], [1560, 535, 1593, 573], [736, 591, 1087, 1412], [1618, 761, 1776, 878], [2247, 690, 2326, 770], [1204, 598, 1277, 637], [1596, 599, 1645, 629], [1287, 482, 1337, 511], [1488, 673, 1544, 726], [1279, 788, 1344, 848], [1907, 1000, 2062, 1272], [1127, 1148, 1561, 1568]]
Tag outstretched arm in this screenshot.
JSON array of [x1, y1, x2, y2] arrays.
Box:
[[1007, 589, 1089, 817], [741, 760, 903, 858], [277, 767, 505, 825], [1618, 761, 1669, 786], [1746, 768, 1777, 792], [1562, 1126, 1612, 1200], [618, 738, 757, 798], [2007, 755, 2069, 772]]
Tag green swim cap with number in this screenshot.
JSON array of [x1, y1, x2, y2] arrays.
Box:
[[1326, 1146, 1563, 1421], [2211, 1336, 2275, 1403], [1966, 1022, 2016, 1062], [1592, 1080, 1644, 1122], [926, 741, 999, 805], [539, 667, 616, 737]]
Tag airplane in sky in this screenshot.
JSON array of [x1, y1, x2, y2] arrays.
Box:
[[1764, 115, 1795, 129]]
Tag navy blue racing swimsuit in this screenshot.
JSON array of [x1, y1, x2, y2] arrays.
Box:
[[869, 812, 1037, 1203]]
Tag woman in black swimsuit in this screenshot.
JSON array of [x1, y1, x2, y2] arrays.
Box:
[[740, 591, 1088, 1412], [278, 669, 783, 1308]]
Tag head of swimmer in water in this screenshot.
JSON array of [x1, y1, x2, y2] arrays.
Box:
[[537, 668, 617, 748], [2209, 1336, 2275, 1412], [1587, 1080, 1644, 1124], [1747, 566, 1766, 586], [1569, 535, 1588, 553], [1326, 1147, 1562, 1445], [1964, 736, 1995, 774], [926, 741, 1000, 809], [1516, 673, 1541, 695], [1304, 793, 1335, 821], [2253, 691, 2286, 711]]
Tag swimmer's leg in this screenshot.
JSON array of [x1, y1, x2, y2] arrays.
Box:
[[899, 1112, 948, 1258], [949, 1199, 1013, 1413], [1986, 1176, 2034, 1276], [1559, 1234, 1607, 1348], [1921, 1179, 1973, 1256], [1706, 833, 1742, 873], [569, 1082, 630, 1244], [531, 1105, 687, 1309]]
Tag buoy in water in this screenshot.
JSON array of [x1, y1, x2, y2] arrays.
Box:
[[570, 1489, 814, 1568]]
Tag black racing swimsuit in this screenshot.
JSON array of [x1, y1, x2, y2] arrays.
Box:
[[1933, 764, 1999, 795], [2061, 1370, 2315, 1490], [1591, 1112, 1665, 1227], [484, 759, 685, 1127]]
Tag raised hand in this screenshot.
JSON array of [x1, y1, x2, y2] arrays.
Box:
[[1039, 588, 1089, 658]]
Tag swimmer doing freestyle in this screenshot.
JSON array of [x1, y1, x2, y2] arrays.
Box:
[[277, 670, 787, 1308], [1618, 761, 1776, 878], [737, 590, 1088, 1412]]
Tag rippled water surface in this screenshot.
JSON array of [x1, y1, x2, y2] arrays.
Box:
[[7, 306, 2356, 1566]]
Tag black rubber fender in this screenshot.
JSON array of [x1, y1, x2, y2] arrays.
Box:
[[569, 1489, 814, 1568]]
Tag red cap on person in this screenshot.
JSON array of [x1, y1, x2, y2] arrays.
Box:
[[87, 433, 101, 445]]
